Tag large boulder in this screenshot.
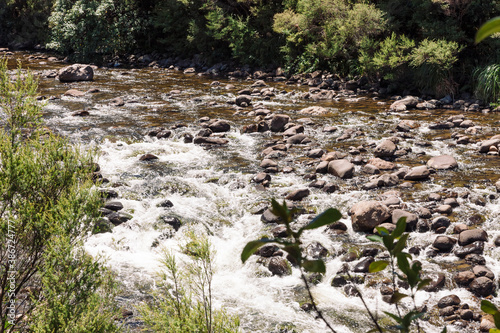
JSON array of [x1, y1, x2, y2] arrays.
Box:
[[427, 155, 458, 170], [389, 96, 419, 111], [374, 140, 397, 158], [58, 64, 94, 82], [350, 201, 390, 232], [404, 166, 430, 181], [327, 159, 354, 179], [270, 114, 290, 132]]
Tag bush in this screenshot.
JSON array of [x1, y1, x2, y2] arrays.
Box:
[[46, 0, 142, 62], [140, 230, 239, 333], [474, 64, 500, 103], [0, 59, 118, 332], [273, 0, 386, 75]]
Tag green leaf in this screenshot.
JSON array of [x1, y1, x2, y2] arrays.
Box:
[[301, 208, 342, 231], [283, 244, 301, 262], [494, 312, 500, 329], [490, 329, 500, 333], [270, 199, 291, 223], [369, 260, 389, 273], [384, 311, 403, 324], [302, 259, 326, 273], [393, 233, 409, 256], [382, 234, 394, 252], [417, 278, 432, 291], [476, 17, 500, 44], [367, 235, 383, 243], [396, 252, 411, 275], [392, 216, 407, 239], [375, 226, 390, 236], [241, 239, 274, 263], [389, 291, 408, 304], [481, 300, 500, 315], [441, 327, 447, 333]]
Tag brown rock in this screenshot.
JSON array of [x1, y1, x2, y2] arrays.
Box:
[[327, 159, 354, 179], [350, 201, 390, 232]]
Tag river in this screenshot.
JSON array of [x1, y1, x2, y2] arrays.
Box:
[[5, 51, 500, 333]]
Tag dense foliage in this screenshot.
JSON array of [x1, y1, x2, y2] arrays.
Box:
[[0, 59, 118, 332], [2, 0, 500, 96]]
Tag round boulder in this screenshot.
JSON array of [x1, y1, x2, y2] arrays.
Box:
[[327, 159, 354, 179], [58, 64, 94, 82], [350, 201, 390, 232], [427, 155, 458, 170]]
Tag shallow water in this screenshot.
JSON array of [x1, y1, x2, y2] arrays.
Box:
[[4, 51, 500, 332]]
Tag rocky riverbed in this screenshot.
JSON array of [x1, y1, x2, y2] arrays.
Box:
[[3, 49, 500, 332]]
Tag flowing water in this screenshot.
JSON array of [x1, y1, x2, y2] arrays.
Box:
[[4, 51, 500, 333]]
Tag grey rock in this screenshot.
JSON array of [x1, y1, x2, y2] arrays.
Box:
[[58, 64, 94, 82], [427, 155, 458, 170], [327, 159, 354, 179], [459, 229, 488, 246]]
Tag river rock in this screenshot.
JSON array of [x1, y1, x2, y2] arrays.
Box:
[[322, 183, 339, 193], [431, 216, 451, 232], [287, 133, 309, 144], [235, 95, 251, 107], [285, 189, 310, 201], [104, 201, 123, 211], [139, 153, 159, 161], [470, 276, 495, 296], [437, 294, 461, 308], [389, 96, 419, 111], [209, 120, 231, 132], [58, 64, 94, 82], [455, 241, 484, 258], [479, 138, 500, 153], [306, 242, 328, 259], [404, 166, 430, 181], [260, 159, 278, 168], [368, 158, 396, 170], [307, 148, 325, 158], [299, 106, 328, 115], [327, 159, 354, 179], [108, 212, 133, 226], [64, 89, 85, 97], [473, 265, 495, 279], [270, 114, 290, 132], [427, 155, 458, 170], [353, 257, 374, 273], [433, 236, 457, 252], [159, 215, 182, 231], [392, 209, 418, 230], [423, 272, 446, 292], [315, 161, 329, 173], [193, 137, 229, 145], [435, 204, 453, 215], [253, 172, 271, 184], [261, 209, 281, 223], [374, 140, 397, 158], [255, 244, 280, 257], [454, 271, 475, 286], [458, 229, 488, 246], [362, 164, 380, 174], [350, 201, 390, 232], [495, 180, 500, 192], [268, 257, 291, 276]]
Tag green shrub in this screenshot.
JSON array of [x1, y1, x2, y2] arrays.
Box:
[[46, 0, 141, 62], [0, 59, 118, 332], [410, 39, 463, 96], [474, 64, 500, 103], [140, 230, 240, 333], [0, 0, 54, 47], [273, 0, 386, 75]]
